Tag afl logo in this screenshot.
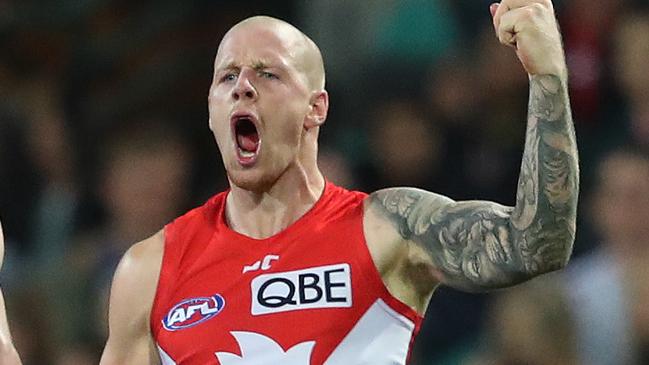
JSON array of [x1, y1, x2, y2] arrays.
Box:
[[162, 294, 225, 331]]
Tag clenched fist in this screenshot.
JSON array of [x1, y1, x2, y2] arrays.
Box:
[[490, 0, 567, 79]]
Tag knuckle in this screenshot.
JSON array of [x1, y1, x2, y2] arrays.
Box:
[[530, 3, 545, 14], [522, 7, 537, 20], [500, 32, 515, 46], [523, 3, 546, 22]]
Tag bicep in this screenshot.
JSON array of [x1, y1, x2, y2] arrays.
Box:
[[370, 188, 526, 292], [101, 292, 158, 365], [100, 236, 163, 365]]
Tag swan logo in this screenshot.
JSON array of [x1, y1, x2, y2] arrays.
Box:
[[215, 331, 314, 365], [163, 294, 225, 331]]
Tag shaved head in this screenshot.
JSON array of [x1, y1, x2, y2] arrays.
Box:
[[208, 15, 330, 192], [217, 16, 325, 91]]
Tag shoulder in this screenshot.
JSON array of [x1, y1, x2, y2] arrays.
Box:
[[362, 188, 453, 312], [363, 188, 454, 268], [363, 188, 455, 243], [324, 183, 367, 207], [363, 187, 450, 238], [365, 188, 454, 221], [115, 230, 165, 286], [120, 231, 165, 273], [110, 231, 165, 319], [361, 194, 404, 276], [101, 231, 165, 364], [166, 192, 225, 239]]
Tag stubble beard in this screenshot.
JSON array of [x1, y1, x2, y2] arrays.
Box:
[[227, 164, 279, 194]]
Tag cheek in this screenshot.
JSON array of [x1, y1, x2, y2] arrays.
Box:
[[209, 119, 231, 154], [268, 106, 306, 145], [208, 101, 228, 128], [208, 90, 229, 124]]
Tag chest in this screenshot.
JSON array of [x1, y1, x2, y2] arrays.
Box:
[[153, 228, 384, 364]]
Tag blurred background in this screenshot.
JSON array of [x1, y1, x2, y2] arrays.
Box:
[[1, 0, 649, 364]]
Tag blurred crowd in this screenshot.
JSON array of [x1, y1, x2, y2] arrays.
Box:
[[1, 0, 648, 364]]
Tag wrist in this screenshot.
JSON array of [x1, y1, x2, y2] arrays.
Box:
[[528, 70, 567, 89]]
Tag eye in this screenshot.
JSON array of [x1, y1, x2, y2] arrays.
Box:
[[221, 73, 238, 83], [260, 71, 278, 80]]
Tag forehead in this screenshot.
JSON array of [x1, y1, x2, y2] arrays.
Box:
[[215, 25, 300, 69]]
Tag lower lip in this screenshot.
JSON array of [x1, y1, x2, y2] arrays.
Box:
[[235, 146, 260, 167]]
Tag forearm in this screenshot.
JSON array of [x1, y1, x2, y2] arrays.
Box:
[[510, 74, 579, 275]]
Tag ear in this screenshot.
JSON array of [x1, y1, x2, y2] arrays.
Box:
[[304, 90, 329, 129]]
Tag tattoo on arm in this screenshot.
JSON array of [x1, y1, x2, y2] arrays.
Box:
[[371, 75, 579, 291]]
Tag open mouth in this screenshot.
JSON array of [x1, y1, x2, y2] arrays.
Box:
[[232, 115, 260, 165]]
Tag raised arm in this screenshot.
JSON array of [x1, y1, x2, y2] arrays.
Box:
[[0, 221, 22, 365], [100, 232, 164, 365], [367, 0, 578, 292]]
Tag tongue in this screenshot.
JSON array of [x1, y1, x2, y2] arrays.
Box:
[[237, 133, 259, 152]]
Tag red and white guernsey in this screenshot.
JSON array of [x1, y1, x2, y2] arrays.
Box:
[[151, 182, 423, 364]]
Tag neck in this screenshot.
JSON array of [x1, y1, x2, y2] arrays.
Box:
[[225, 135, 325, 239]]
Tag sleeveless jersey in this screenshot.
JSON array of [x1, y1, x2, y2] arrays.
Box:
[[150, 182, 423, 365]]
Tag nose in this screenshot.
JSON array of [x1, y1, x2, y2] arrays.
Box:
[[232, 70, 258, 101]]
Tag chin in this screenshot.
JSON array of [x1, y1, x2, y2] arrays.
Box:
[[227, 168, 278, 193]]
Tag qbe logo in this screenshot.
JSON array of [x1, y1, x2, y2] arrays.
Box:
[[251, 263, 352, 315]]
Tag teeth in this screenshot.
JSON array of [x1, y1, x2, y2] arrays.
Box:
[[240, 149, 255, 158]]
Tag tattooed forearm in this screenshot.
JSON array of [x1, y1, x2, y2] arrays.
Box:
[[515, 75, 579, 273], [370, 74, 578, 292]]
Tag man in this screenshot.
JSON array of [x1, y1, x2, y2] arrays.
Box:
[[100, 0, 579, 364], [566, 148, 649, 365], [0, 222, 23, 364]]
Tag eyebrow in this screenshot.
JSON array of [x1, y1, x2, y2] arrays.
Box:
[[216, 61, 239, 73], [217, 60, 276, 73], [251, 60, 270, 71]]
